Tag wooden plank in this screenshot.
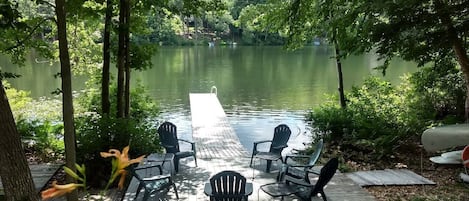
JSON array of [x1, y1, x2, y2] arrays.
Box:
[[346, 169, 435, 186], [0, 164, 62, 195], [352, 171, 384, 185], [389, 169, 435, 185], [189, 93, 248, 159]]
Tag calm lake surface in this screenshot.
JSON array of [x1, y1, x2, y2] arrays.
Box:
[[1, 46, 416, 153]]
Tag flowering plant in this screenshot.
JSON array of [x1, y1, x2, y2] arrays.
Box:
[[41, 145, 145, 200]]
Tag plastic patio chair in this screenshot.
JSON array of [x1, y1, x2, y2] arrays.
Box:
[[204, 170, 253, 201], [128, 163, 179, 201], [277, 138, 324, 181], [249, 124, 292, 172], [157, 121, 197, 172], [260, 157, 339, 201]]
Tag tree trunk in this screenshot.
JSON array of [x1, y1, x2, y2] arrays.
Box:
[[453, 43, 469, 121], [435, 1, 469, 120], [101, 0, 112, 115], [0, 82, 38, 201], [124, 0, 131, 118], [333, 36, 346, 108], [116, 0, 127, 118], [55, 0, 78, 200]]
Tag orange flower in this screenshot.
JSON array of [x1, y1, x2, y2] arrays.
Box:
[[100, 145, 145, 189], [41, 181, 83, 200]]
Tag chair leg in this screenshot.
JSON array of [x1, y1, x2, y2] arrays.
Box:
[[249, 154, 254, 167], [174, 158, 180, 173], [266, 160, 272, 173], [172, 183, 179, 199], [142, 190, 150, 201], [193, 155, 198, 167], [320, 191, 327, 201], [135, 183, 143, 199]]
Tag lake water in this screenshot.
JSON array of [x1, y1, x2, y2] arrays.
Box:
[[1, 46, 416, 153]]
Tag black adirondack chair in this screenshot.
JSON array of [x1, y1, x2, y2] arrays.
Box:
[[260, 157, 339, 201], [128, 164, 179, 201], [157, 121, 197, 172], [204, 170, 253, 201], [278, 138, 324, 181], [250, 124, 292, 172]]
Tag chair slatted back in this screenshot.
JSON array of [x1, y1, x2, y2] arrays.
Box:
[[270, 124, 291, 154], [310, 158, 339, 197], [307, 139, 324, 167], [158, 122, 180, 153], [210, 171, 247, 201]]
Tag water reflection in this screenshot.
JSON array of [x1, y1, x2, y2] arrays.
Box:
[[1, 46, 415, 153]]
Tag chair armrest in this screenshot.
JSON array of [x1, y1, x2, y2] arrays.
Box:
[[179, 139, 196, 152], [253, 140, 272, 145], [204, 182, 212, 196], [253, 140, 272, 153], [162, 144, 176, 150], [271, 144, 288, 150], [178, 139, 194, 145], [284, 154, 310, 164], [142, 174, 171, 182], [134, 164, 163, 175], [245, 182, 253, 196], [306, 168, 320, 175]]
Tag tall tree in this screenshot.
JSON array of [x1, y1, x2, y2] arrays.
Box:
[[238, 0, 357, 107], [55, 0, 78, 199], [0, 81, 38, 200], [0, 1, 47, 199], [116, 0, 129, 118], [124, 0, 131, 117], [351, 0, 469, 119], [102, 0, 113, 115]]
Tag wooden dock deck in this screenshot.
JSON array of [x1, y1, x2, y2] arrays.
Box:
[[122, 92, 376, 201], [190, 93, 249, 159], [0, 164, 62, 195]]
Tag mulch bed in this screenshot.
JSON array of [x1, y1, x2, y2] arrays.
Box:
[[330, 141, 469, 201]]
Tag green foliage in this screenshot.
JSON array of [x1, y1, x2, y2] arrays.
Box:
[[204, 10, 234, 34], [17, 119, 65, 161], [0, 0, 53, 65], [4, 81, 65, 161], [345, 77, 417, 151], [309, 71, 465, 159], [3, 81, 32, 113], [75, 114, 160, 160], [352, 0, 469, 73], [75, 82, 161, 187], [309, 97, 352, 142], [405, 63, 465, 124], [78, 81, 159, 121], [310, 77, 413, 157], [146, 8, 184, 45]]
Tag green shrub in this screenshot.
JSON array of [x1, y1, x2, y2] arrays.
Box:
[[77, 81, 158, 122], [75, 82, 161, 187], [17, 119, 65, 161], [308, 97, 352, 142], [4, 81, 65, 161], [310, 76, 423, 158], [406, 63, 465, 124], [309, 63, 466, 160]]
